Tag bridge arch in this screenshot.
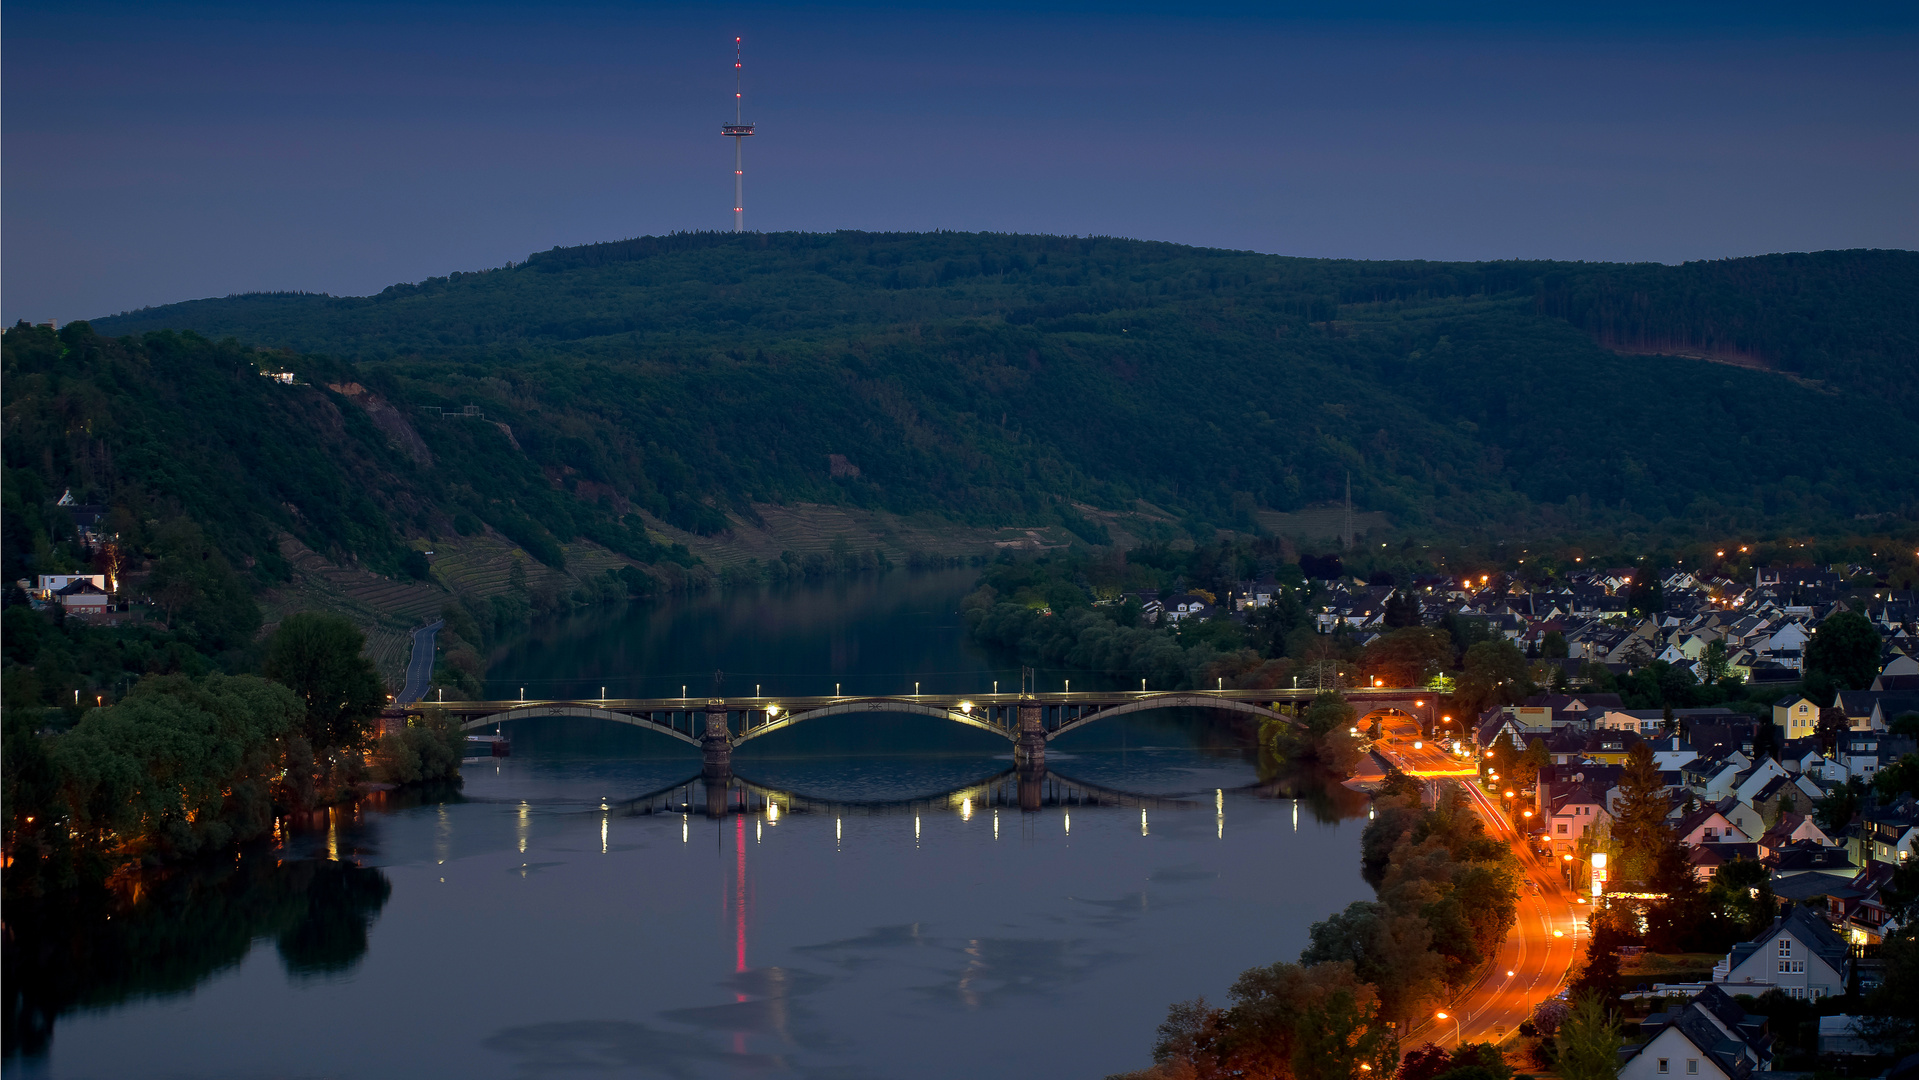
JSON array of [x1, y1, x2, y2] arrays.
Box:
[[1045, 693, 1302, 741], [733, 699, 1012, 745], [455, 704, 703, 748]]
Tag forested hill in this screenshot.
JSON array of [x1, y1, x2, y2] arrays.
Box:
[[67, 233, 1919, 548]]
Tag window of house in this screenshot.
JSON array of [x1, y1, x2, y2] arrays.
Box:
[[1778, 938, 1792, 957], [1686, 1061, 1698, 1074], [1557, 823, 1568, 834], [1656, 1060, 1669, 1074]]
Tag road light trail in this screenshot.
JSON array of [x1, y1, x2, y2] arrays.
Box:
[[1369, 715, 1583, 1051]]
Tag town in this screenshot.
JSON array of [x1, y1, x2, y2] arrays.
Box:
[[1308, 559, 1917, 1075]]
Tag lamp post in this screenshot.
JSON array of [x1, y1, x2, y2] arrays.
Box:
[[1562, 852, 1575, 888], [1435, 1010, 1461, 1045]]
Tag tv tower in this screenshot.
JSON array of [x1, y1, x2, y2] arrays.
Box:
[[720, 37, 755, 232]]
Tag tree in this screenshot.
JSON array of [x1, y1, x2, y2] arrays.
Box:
[[1707, 857, 1774, 936], [1362, 627, 1453, 688], [1700, 639, 1731, 682], [1149, 961, 1397, 1079], [1816, 706, 1851, 755], [1612, 744, 1673, 884], [1814, 776, 1865, 834], [263, 613, 385, 752], [1554, 992, 1622, 1080], [1804, 609, 1882, 697], [1384, 590, 1422, 629], [1628, 574, 1665, 617], [142, 519, 262, 653], [1300, 901, 1447, 1031], [1456, 638, 1531, 717], [1540, 630, 1569, 659], [1518, 737, 1552, 778]]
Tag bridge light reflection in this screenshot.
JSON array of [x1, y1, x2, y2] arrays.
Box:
[[961, 797, 973, 821], [836, 817, 842, 846], [1141, 809, 1149, 836], [914, 815, 920, 844], [601, 815, 608, 854], [767, 801, 780, 824], [1217, 789, 1224, 840], [994, 810, 999, 840], [682, 813, 688, 843], [1064, 811, 1071, 835], [517, 801, 529, 855]]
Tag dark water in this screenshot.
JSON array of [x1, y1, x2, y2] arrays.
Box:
[[11, 570, 1374, 1079]]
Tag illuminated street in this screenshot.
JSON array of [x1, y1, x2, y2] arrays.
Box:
[[1370, 716, 1584, 1051]]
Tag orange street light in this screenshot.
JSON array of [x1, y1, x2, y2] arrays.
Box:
[[1436, 1010, 1461, 1042]]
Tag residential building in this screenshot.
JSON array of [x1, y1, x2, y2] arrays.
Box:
[[1712, 906, 1850, 999]]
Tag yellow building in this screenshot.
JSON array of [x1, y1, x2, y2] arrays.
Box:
[[1773, 694, 1819, 741]]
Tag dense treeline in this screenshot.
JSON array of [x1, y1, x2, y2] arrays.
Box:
[[1, 322, 684, 587], [1535, 249, 1919, 404], [88, 232, 1919, 541], [1, 612, 460, 895]]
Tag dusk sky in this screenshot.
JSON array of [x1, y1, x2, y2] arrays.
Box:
[[5, 0, 1915, 323]]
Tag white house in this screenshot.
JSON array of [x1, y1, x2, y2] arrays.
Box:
[[1672, 808, 1747, 847], [33, 573, 106, 600], [1547, 785, 1611, 850], [1713, 906, 1850, 1000], [1618, 985, 1771, 1080]]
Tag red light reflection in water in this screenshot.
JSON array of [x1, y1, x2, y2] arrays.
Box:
[[732, 812, 748, 1055]]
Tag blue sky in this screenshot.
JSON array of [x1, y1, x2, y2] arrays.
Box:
[[4, 1, 1915, 322]]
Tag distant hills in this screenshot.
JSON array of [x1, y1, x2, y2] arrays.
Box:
[[19, 232, 1916, 582]]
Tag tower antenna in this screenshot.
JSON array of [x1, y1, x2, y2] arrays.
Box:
[[720, 37, 756, 233]]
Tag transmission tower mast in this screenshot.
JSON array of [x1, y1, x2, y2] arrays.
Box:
[[720, 37, 755, 232]]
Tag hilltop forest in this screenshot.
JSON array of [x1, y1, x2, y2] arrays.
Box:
[[70, 232, 1917, 556]]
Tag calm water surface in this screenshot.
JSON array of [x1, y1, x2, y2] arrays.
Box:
[[16, 570, 1373, 1079]]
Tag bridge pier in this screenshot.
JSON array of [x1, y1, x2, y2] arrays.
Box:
[[1013, 699, 1045, 771], [702, 700, 732, 779]]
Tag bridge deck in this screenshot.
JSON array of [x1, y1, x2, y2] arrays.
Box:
[[410, 687, 1432, 713]]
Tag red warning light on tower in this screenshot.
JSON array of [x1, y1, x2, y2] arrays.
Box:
[[721, 37, 755, 232]]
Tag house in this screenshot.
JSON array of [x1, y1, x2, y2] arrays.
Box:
[[1730, 758, 1793, 808], [1161, 594, 1213, 625], [33, 573, 107, 602], [1773, 694, 1821, 741], [1713, 796, 1768, 843], [1713, 905, 1850, 999], [55, 578, 110, 613], [1618, 984, 1772, 1080], [1673, 807, 1747, 847], [1825, 861, 1902, 945], [1871, 654, 1919, 691], [1869, 695, 1919, 733], [1856, 798, 1919, 865], [1839, 733, 1916, 783], [1546, 784, 1612, 851], [1756, 813, 1831, 859], [1688, 842, 1759, 881]]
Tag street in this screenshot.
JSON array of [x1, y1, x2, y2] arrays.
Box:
[[396, 618, 443, 704], [1370, 716, 1586, 1051]]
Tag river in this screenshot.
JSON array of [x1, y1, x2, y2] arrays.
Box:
[[8, 568, 1375, 1079]]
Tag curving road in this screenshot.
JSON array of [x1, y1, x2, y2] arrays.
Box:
[[1372, 718, 1586, 1050], [397, 619, 443, 704]]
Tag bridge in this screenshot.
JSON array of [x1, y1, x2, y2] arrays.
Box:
[[411, 687, 1440, 776]]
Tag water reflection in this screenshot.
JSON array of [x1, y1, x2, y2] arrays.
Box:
[[3, 855, 392, 1059]]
